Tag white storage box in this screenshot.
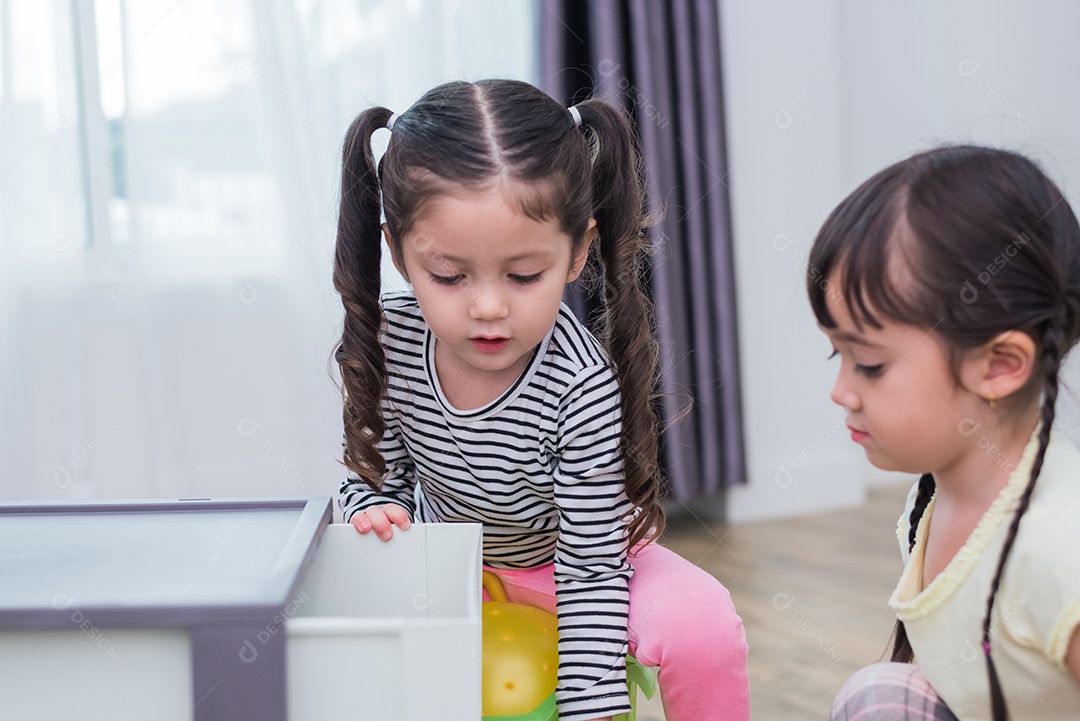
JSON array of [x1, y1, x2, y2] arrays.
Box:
[[286, 523, 482, 721], [0, 498, 481, 721]]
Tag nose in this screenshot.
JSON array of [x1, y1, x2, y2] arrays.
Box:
[[830, 367, 862, 411], [469, 280, 509, 321]]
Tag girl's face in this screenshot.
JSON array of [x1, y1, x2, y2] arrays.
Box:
[[821, 274, 985, 475], [390, 183, 591, 388]]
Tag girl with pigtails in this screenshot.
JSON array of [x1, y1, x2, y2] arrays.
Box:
[[332, 79, 749, 721], [814, 146, 1080, 721]]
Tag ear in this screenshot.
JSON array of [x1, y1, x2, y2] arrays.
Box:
[[383, 224, 408, 280], [566, 219, 597, 283], [961, 331, 1038, 403]]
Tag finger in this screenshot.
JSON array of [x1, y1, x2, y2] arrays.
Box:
[[384, 504, 412, 531], [364, 506, 395, 541], [350, 513, 374, 534]]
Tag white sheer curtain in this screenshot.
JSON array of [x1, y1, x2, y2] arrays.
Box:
[[0, 0, 537, 504]]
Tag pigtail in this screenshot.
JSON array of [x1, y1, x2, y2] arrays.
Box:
[[889, 473, 936, 663], [334, 107, 395, 492], [978, 323, 1062, 720], [575, 100, 663, 550]]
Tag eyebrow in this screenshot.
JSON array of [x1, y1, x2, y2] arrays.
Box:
[[435, 251, 554, 264]]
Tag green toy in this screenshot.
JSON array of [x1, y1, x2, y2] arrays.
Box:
[[481, 571, 658, 721]]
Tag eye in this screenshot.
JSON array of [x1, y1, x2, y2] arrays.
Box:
[[855, 363, 885, 378], [509, 273, 542, 285], [430, 273, 464, 286], [827, 349, 839, 361]]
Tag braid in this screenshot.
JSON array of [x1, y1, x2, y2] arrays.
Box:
[[575, 99, 663, 551], [890, 473, 936, 663], [334, 107, 395, 492], [907, 473, 936, 551], [979, 323, 1062, 721]]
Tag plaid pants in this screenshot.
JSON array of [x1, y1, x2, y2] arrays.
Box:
[[831, 663, 959, 721]]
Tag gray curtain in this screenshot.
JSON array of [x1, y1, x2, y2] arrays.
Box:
[[540, 0, 746, 503]]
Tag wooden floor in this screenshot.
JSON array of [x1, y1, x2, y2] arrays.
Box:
[[632, 482, 909, 721]]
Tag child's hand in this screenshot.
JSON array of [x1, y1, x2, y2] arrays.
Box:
[[349, 503, 411, 541]]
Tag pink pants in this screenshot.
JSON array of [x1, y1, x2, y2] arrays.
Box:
[[483, 541, 750, 721]]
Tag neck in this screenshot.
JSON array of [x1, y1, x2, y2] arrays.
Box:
[[433, 339, 533, 410], [932, 409, 1040, 508]]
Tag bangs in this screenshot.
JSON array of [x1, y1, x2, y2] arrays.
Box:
[[808, 170, 926, 332]]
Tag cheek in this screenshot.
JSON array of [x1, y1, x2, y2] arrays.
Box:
[[893, 358, 952, 404], [514, 300, 559, 340], [518, 281, 563, 308], [871, 374, 953, 446], [897, 415, 931, 448], [542, 283, 568, 308], [414, 287, 460, 327]]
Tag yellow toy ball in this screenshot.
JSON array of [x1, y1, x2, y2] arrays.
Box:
[[481, 571, 559, 720], [480, 570, 658, 721]]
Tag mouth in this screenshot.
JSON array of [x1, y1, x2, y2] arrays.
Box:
[[470, 337, 510, 353], [848, 425, 870, 443]]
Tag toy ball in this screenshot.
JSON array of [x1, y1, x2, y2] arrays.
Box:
[[481, 571, 559, 720], [480, 571, 657, 721]]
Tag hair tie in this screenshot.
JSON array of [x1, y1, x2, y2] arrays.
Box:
[[568, 105, 582, 128], [386, 113, 399, 132]]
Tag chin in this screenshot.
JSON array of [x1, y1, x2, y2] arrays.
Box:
[[863, 450, 921, 475]]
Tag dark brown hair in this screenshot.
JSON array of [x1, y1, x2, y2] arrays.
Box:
[[333, 79, 663, 550], [808, 145, 1080, 720]]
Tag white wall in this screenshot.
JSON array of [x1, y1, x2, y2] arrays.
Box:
[[721, 0, 1080, 522]]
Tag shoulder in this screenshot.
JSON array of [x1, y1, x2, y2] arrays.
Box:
[[1011, 432, 1080, 555], [1029, 431, 1080, 506], [546, 304, 613, 375], [380, 291, 425, 334], [378, 291, 427, 361], [535, 308, 621, 420], [381, 290, 421, 320], [542, 307, 620, 402], [1003, 432, 1080, 663]]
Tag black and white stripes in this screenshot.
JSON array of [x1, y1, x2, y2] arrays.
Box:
[[340, 292, 635, 719]]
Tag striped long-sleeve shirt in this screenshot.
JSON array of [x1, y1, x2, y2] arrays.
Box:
[[340, 291, 635, 720]]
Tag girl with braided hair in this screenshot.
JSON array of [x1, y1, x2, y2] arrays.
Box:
[[332, 79, 749, 721], [812, 145, 1080, 721]]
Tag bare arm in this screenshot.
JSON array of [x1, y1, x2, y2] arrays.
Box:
[[1067, 624, 1080, 685]]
